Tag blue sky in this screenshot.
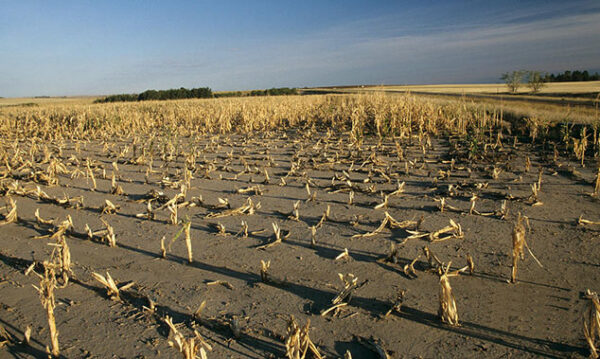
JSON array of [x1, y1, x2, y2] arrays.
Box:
[[1, 1, 599, 97]]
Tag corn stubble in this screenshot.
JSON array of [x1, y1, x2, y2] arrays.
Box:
[[510, 213, 543, 283], [594, 167, 600, 197], [91, 271, 134, 301], [0, 93, 583, 144], [184, 220, 193, 263], [165, 315, 212, 359], [33, 264, 60, 357], [285, 316, 322, 359], [27, 230, 76, 357], [2, 90, 599, 358], [355, 336, 391, 359], [0, 198, 18, 225], [438, 262, 460, 326], [584, 289, 600, 359]]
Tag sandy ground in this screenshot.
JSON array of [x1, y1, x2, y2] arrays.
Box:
[[1, 130, 600, 358]]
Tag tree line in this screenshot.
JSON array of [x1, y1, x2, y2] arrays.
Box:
[[544, 70, 600, 82], [501, 69, 600, 94], [249, 87, 298, 96], [215, 87, 298, 98], [95, 87, 213, 103], [95, 87, 299, 103]]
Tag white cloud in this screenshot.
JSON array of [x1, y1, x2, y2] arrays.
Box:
[[149, 8, 600, 89]]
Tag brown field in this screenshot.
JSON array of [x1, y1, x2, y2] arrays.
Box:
[[310, 81, 600, 112], [0, 96, 99, 107], [308, 82, 600, 125], [1, 94, 600, 358], [343, 81, 600, 95]]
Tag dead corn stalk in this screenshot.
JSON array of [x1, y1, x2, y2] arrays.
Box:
[[110, 172, 125, 195], [0, 198, 17, 226], [260, 260, 286, 286], [164, 315, 212, 359], [184, 220, 193, 263], [257, 223, 290, 249], [352, 212, 418, 240], [510, 213, 543, 283], [101, 199, 119, 215], [579, 215, 600, 226], [438, 262, 460, 326], [315, 205, 331, 229], [92, 271, 134, 301], [355, 336, 391, 359], [285, 316, 323, 359], [100, 218, 117, 247], [48, 235, 72, 287], [33, 264, 60, 357], [594, 167, 600, 197], [405, 219, 463, 243], [35, 208, 54, 226], [583, 289, 600, 359], [205, 197, 258, 218]]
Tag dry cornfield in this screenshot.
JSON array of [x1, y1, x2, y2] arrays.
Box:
[[0, 93, 599, 358]]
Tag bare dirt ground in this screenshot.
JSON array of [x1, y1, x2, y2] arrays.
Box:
[[1, 130, 600, 358]]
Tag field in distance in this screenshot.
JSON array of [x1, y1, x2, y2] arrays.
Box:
[[305, 81, 600, 124], [0, 96, 99, 107], [312, 81, 600, 95]]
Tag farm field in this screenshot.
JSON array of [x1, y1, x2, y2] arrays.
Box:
[[0, 97, 99, 107], [314, 81, 600, 96], [309, 81, 600, 109], [1, 94, 600, 358]]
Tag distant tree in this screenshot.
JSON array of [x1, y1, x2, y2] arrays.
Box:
[[582, 70, 590, 81], [501, 71, 526, 94], [95, 87, 213, 103], [527, 71, 546, 93], [544, 70, 600, 82]]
